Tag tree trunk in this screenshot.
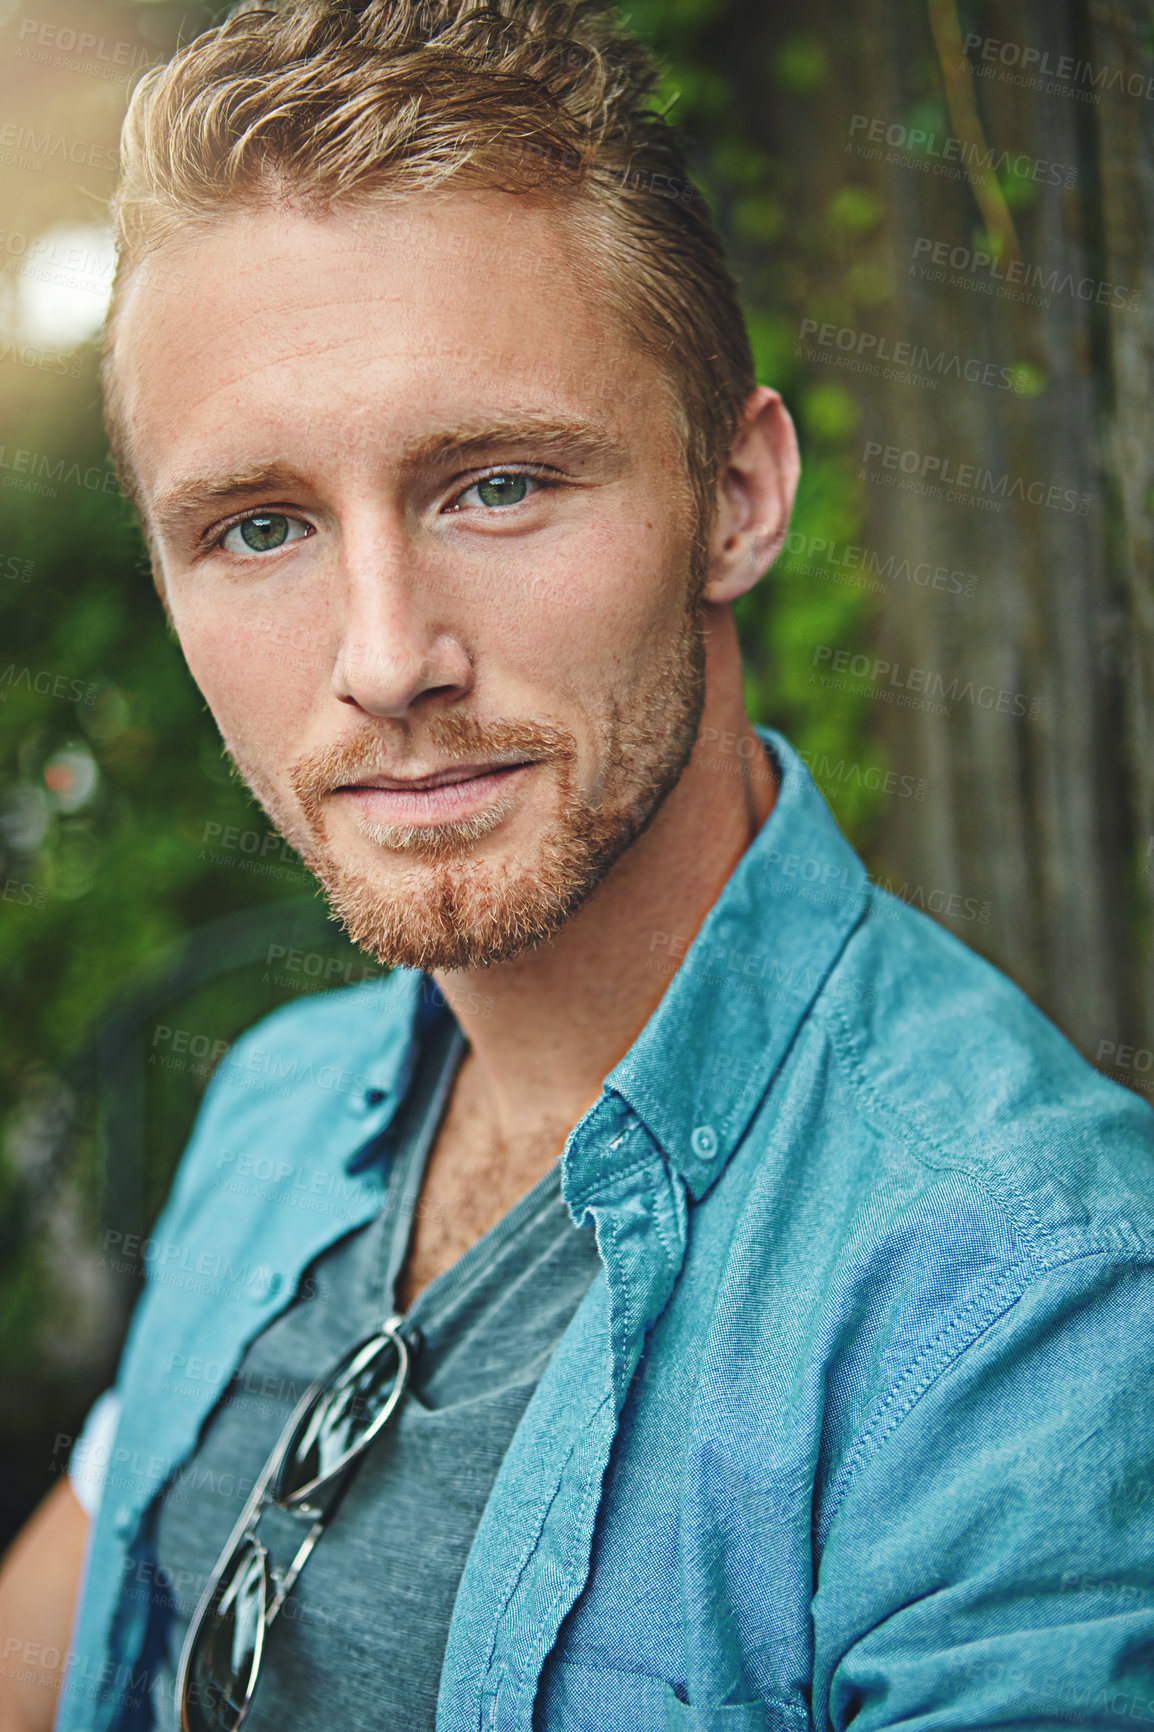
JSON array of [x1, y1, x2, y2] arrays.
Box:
[[717, 0, 1153, 1078]]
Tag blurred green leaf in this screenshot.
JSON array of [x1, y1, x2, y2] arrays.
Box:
[[733, 192, 786, 244], [1009, 361, 1048, 399], [800, 383, 861, 444], [998, 166, 1040, 212], [772, 32, 828, 94], [827, 185, 885, 238]]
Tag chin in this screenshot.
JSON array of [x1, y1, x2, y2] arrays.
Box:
[[307, 793, 645, 974]]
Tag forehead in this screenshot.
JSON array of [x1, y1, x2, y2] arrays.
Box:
[[113, 190, 672, 508]]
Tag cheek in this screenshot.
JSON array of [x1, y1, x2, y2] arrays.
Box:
[[589, 535, 693, 686], [172, 594, 325, 753], [508, 515, 689, 678]]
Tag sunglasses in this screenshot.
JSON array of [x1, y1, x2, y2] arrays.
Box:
[[175, 1316, 413, 1731]]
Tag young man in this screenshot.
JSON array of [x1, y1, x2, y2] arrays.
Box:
[[3, 1, 1153, 1728]]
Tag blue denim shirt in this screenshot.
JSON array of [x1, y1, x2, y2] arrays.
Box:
[[59, 731, 1154, 1732]]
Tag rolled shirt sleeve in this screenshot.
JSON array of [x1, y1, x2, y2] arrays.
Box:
[[68, 1388, 122, 1522]]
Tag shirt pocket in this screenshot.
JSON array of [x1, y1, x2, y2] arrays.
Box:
[[536, 1659, 799, 1730]]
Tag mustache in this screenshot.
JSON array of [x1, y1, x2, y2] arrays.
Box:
[[289, 712, 576, 813]]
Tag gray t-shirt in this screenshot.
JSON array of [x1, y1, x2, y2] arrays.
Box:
[[145, 1015, 602, 1730]]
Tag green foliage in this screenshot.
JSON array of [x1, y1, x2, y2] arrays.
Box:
[[843, 260, 895, 306], [998, 164, 1040, 212], [772, 33, 829, 95], [799, 384, 862, 445], [621, 0, 886, 841], [745, 311, 798, 386], [1008, 361, 1048, 399], [0, 0, 894, 1514], [826, 186, 885, 239], [0, 357, 365, 1420], [0, 365, 281, 1076], [972, 225, 1007, 261], [732, 192, 786, 245], [904, 97, 950, 151]]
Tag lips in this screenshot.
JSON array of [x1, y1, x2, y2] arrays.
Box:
[[336, 757, 535, 794], [332, 758, 536, 834]]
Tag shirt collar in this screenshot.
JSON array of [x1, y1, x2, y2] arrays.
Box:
[[347, 731, 868, 1193], [344, 972, 454, 1170], [603, 728, 868, 1199]]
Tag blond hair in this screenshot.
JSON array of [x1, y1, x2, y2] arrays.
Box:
[[104, 0, 756, 536]]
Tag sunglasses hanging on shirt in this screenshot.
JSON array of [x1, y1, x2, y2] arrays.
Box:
[[176, 1317, 413, 1732]]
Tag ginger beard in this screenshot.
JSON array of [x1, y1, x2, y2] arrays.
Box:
[[225, 594, 707, 975]]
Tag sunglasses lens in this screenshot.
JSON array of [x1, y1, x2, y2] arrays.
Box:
[[184, 1538, 268, 1732], [277, 1331, 406, 1503]]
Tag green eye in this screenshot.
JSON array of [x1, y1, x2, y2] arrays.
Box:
[[474, 474, 530, 508], [222, 514, 309, 555], [240, 515, 289, 551]]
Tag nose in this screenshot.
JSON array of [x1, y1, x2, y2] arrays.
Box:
[[331, 542, 473, 718]]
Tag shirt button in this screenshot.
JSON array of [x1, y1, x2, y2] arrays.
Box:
[[113, 1504, 134, 1536], [349, 1086, 389, 1118], [691, 1125, 718, 1159]]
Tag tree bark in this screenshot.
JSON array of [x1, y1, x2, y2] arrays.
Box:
[[719, 0, 1153, 1075]]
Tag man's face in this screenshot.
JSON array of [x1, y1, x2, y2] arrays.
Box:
[[115, 191, 709, 971]]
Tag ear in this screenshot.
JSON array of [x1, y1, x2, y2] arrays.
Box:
[[704, 386, 801, 605]]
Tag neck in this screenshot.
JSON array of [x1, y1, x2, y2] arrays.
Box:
[[432, 605, 776, 1150]]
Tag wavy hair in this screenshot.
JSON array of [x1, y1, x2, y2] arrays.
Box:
[[104, 0, 756, 538]]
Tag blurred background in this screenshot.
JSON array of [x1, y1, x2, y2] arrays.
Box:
[[2, 0, 1153, 1548]]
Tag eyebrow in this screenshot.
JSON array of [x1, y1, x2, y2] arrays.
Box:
[[396, 414, 627, 475], [149, 415, 628, 540], [150, 464, 314, 540]]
